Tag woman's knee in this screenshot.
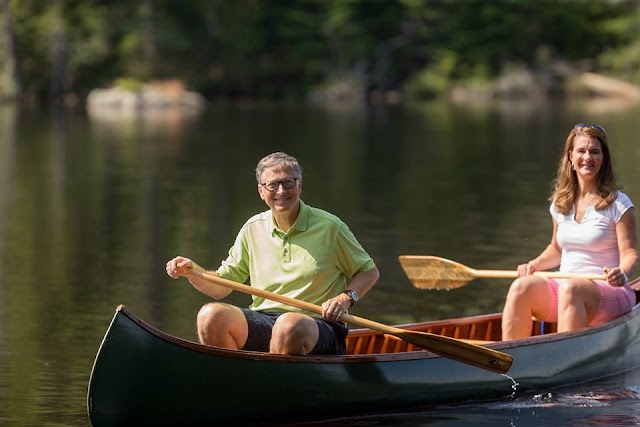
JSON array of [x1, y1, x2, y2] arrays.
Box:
[[505, 277, 553, 314], [557, 280, 590, 300], [507, 277, 538, 300], [557, 279, 599, 306]]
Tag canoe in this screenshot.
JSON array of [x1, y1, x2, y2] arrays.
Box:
[[88, 292, 640, 426]]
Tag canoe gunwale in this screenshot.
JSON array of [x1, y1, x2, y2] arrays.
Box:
[[113, 304, 443, 363], [111, 299, 640, 363]]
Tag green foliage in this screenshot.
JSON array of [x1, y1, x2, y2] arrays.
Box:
[[597, 3, 640, 85], [113, 77, 143, 92], [600, 41, 640, 85], [403, 50, 459, 98], [0, 0, 638, 101]]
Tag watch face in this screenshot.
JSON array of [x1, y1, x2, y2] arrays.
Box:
[[348, 290, 358, 302]]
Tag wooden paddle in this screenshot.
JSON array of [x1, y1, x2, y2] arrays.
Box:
[[183, 268, 513, 374], [398, 255, 607, 290]]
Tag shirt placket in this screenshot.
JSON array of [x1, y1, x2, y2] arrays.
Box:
[[282, 233, 291, 263]]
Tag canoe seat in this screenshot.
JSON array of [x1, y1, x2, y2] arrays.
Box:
[[532, 318, 557, 335]]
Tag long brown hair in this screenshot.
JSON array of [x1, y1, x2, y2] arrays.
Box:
[[549, 124, 620, 215]]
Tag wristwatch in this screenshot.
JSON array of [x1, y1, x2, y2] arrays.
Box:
[[342, 289, 359, 306]]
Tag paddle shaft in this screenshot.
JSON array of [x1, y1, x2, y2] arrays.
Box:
[[398, 255, 607, 291], [185, 268, 513, 374], [473, 269, 606, 280], [187, 268, 424, 335]]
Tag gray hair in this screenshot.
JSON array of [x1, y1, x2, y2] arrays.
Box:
[[255, 152, 303, 182]]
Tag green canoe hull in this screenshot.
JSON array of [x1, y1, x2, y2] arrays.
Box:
[[88, 304, 640, 426]]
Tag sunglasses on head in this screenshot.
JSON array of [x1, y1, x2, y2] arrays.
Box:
[[574, 123, 606, 133]]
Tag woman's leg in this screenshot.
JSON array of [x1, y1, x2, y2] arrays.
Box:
[[589, 282, 636, 325], [556, 279, 600, 332], [502, 276, 554, 340]]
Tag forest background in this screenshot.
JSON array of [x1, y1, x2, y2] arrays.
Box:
[[1, 0, 640, 105]]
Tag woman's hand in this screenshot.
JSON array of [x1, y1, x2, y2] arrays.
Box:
[[517, 261, 537, 277], [604, 267, 628, 287]]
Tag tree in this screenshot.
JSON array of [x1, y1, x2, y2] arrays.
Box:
[[0, 0, 21, 100]]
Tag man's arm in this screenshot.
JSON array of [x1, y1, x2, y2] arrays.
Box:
[[345, 266, 380, 301], [322, 266, 380, 321]]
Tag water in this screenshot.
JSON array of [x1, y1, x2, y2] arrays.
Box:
[[1, 98, 640, 426], [287, 369, 640, 426]]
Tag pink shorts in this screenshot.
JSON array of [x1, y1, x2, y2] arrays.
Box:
[[545, 279, 636, 325]]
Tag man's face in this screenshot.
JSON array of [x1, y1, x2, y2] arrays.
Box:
[[257, 167, 302, 214]]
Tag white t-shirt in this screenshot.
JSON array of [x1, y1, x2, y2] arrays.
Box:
[[551, 191, 634, 274]]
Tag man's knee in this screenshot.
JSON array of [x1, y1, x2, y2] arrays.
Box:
[[196, 303, 246, 348], [197, 302, 218, 323], [271, 313, 317, 353], [197, 303, 237, 329], [272, 313, 310, 338]]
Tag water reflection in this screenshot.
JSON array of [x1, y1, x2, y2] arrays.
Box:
[[288, 377, 640, 427], [0, 106, 16, 294], [1, 99, 640, 425]]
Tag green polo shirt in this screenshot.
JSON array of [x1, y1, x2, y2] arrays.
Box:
[[216, 200, 376, 316]]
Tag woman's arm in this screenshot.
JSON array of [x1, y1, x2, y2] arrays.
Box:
[[616, 208, 639, 286], [520, 220, 563, 275]]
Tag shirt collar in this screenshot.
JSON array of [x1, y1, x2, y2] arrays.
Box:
[[270, 200, 309, 234]]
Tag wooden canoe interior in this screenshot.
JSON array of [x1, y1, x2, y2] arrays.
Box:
[[345, 314, 557, 355]]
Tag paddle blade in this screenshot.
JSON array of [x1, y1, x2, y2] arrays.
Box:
[[398, 256, 475, 290], [394, 329, 513, 374]]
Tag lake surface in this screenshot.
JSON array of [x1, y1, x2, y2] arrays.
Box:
[[1, 97, 640, 426]]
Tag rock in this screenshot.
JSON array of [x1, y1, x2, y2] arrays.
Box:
[[574, 72, 640, 100], [86, 79, 206, 113]]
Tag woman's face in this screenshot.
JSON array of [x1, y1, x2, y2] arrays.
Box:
[[570, 135, 603, 182]]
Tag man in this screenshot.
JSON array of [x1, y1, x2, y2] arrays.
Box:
[[166, 151, 379, 355]]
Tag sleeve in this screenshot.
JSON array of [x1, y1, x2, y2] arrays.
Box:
[[612, 191, 634, 223], [216, 223, 251, 284], [334, 222, 376, 278], [549, 202, 560, 222]]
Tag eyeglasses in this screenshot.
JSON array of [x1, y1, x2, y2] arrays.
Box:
[[260, 177, 298, 192], [574, 123, 606, 133]]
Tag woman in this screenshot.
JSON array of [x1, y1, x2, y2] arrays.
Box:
[[502, 123, 639, 340]]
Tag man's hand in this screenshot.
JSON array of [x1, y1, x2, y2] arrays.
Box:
[[166, 256, 193, 279], [321, 294, 351, 322]]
